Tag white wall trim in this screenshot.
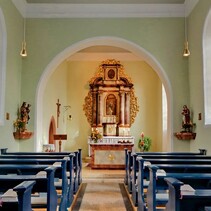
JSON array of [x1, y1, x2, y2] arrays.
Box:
[[0, 8, 7, 126], [203, 8, 211, 126], [185, 0, 199, 16], [35, 36, 173, 152], [12, 0, 198, 18]]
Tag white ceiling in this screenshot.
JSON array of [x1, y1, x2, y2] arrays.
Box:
[[12, 0, 198, 60], [12, 0, 199, 18], [26, 0, 185, 4]]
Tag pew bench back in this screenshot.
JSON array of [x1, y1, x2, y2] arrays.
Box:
[[165, 177, 211, 211]]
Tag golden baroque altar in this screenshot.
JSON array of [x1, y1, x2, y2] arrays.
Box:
[[83, 59, 139, 169], [83, 59, 139, 137]]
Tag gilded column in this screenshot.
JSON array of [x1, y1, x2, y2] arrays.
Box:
[[125, 92, 130, 126], [92, 90, 97, 127], [119, 91, 125, 126], [97, 91, 103, 126]]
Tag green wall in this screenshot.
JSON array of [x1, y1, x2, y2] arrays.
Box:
[[1, 1, 211, 154], [21, 17, 190, 152], [188, 0, 211, 154], [0, 0, 22, 151]]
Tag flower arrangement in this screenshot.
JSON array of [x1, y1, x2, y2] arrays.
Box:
[[138, 132, 152, 152], [90, 128, 103, 143], [13, 119, 26, 132], [13, 102, 31, 133]]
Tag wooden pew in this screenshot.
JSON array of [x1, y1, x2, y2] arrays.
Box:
[[129, 153, 211, 195], [0, 180, 35, 211], [124, 148, 206, 183], [0, 166, 58, 211], [124, 148, 207, 191], [146, 165, 211, 211], [0, 148, 82, 192], [164, 177, 211, 211], [0, 151, 80, 192], [0, 157, 74, 209], [134, 157, 211, 207], [0, 161, 69, 211]]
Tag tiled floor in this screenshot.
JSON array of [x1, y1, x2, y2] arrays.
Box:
[[82, 162, 125, 183], [70, 163, 135, 211]]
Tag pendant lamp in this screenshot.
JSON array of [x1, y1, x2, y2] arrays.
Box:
[[183, 12, 190, 57], [20, 19, 27, 57]]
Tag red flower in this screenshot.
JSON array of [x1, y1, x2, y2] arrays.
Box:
[[140, 141, 144, 146], [141, 132, 144, 140]]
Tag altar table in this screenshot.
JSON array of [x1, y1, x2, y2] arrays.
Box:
[[88, 136, 134, 169]]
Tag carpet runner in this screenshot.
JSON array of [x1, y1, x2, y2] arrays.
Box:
[[72, 182, 133, 211]]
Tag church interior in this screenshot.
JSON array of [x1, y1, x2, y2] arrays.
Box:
[[0, 0, 211, 210]]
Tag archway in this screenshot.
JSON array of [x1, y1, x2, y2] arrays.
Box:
[[0, 8, 7, 126], [203, 8, 211, 125], [35, 36, 173, 152]]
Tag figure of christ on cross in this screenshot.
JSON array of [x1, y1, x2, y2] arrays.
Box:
[[56, 99, 61, 128]]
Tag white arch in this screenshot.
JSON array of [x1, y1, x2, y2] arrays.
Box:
[[35, 36, 173, 151], [0, 8, 7, 126], [203, 8, 211, 126]]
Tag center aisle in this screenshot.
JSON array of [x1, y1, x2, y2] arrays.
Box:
[[72, 182, 133, 211], [70, 162, 134, 211]]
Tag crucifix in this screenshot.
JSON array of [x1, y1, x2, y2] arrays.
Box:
[[56, 99, 61, 128]]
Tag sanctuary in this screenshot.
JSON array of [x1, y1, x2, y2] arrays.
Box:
[[83, 59, 139, 168]]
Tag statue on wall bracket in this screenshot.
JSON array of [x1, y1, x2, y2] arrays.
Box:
[[83, 59, 139, 137]]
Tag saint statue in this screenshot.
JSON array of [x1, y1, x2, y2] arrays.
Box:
[[181, 105, 192, 132], [20, 102, 31, 131], [20, 102, 28, 123]]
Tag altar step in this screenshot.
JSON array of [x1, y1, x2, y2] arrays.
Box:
[[83, 156, 91, 164], [82, 159, 124, 183]]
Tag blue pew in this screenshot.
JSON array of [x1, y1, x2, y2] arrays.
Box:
[[124, 148, 206, 183], [0, 166, 58, 211], [146, 166, 211, 211], [0, 180, 35, 211], [0, 161, 69, 211], [165, 177, 211, 211], [129, 154, 211, 195], [135, 157, 211, 208], [0, 156, 74, 209], [125, 149, 207, 191], [0, 149, 82, 192]]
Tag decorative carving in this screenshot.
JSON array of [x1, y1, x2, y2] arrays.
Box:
[[13, 102, 33, 139], [83, 59, 139, 136], [89, 59, 133, 84], [83, 91, 93, 125], [13, 131, 33, 140], [130, 87, 139, 125], [174, 132, 196, 140], [174, 105, 196, 140]]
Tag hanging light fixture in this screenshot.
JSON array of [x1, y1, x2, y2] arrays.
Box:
[[20, 18, 27, 57], [183, 11, 190, 57]]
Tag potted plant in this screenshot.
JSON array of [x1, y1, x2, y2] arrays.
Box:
[[90, 128, 103, 143], [138, 132, 152, 152]]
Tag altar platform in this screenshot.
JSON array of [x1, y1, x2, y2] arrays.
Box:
[[88, 136, 134, 169]]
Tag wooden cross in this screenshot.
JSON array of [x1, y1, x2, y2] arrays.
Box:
[[56, 99, 61, 128]]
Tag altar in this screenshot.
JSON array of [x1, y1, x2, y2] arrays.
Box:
[[83, 60, 139, 169], [88, 136, 134, 169]]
